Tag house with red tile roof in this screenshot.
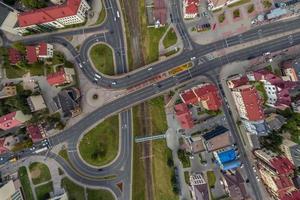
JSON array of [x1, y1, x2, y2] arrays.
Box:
[[26, 124, 45, 143], [0, 136, 20, 154], [46, 68, 73, 86], [281, 190, 300, 200], [174, 103, 194, 129], [227, 74, 249, 89], [247, 70, 298, 109], [0, 111, 31, 130], [14, 0, 90, 35], [26, 46, 37, 64], [179, 89, 199, 105], [153, 0, 167, 27], [193, 83, 222, 111], [8, 48, 22, 65], [37, 42, 54, 58], [183, 0, 200, 19]]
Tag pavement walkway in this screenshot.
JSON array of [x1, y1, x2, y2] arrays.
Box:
[[158, 24, 183, 56], [86, 0, 103, 26]]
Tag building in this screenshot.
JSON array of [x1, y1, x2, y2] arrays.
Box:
[[227, 74, 249, 89], [37, 42, 54, 59], [282, 58, 300, 82], [153, 0, 167, 27], [26, 45, 38, 64], [8, 48, 22, 65], [0, 2, 19, 35], [231, 84, 268, 135], [192, 83, 222, 111], [266, 113, 286, 131], [0, 180, 24, 200], [214, 147, 241, 170], [174, 103, 194, 129], [185, 135, 206, 154], [189, 173, 209, 200], [0, 84, 16, 99], [0, 111, 31, 130], [26, 124, 46, 143], [208, 0, 242, 11], [202, 126, 232, 152], [47, 68, 73, 86], [27, 95, 47, 112], [254, 149, 299, 199], [53, 87, 81, 118], [247, 70, 297, 109], [183, 0, 200, 19], [222, 170, 248, 200], [180, 89, 199, 105], [15, 0, 90, 35], [0, 136, 20, 154], [266, 8, 288, 20], [280, 139, 300, 167]]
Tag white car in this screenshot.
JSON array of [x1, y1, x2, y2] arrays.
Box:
[[190, 57, 196, 61], [252, 166, 257, 172], [79, 63, 83, 68], [94, 77, 98, 82], [263, 52, 271, 56], [256, 176, 260, 182], [148, 67, 152, 71], [116, 11, 120, 18], [95, 74, 102, 79], [112, 81, 117, 85]]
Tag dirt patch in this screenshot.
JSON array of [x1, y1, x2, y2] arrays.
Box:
[[30, 168, 41, 179]]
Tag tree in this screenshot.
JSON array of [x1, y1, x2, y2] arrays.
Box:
[[21, 0, 46, 9], [12, 42, 26, 54], [260, 131, 283, 153]]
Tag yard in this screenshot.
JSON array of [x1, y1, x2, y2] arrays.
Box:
[[18, 166, 34, 200], [79, 115, 119, 166], [87, 188, 115, 200], [207, 171, 216, 188], [163, 28, 178, 49], [29, 162, 52, 185], [90, 44, 115, 75], [35, 181, 53, 200], [61, 177, 85, 200]]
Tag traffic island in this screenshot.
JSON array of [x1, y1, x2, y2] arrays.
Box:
[[90, 43, 115, 76], [79, 115, 119, 166]]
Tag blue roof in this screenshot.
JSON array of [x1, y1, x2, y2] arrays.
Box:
[[202, 126, 228, 141], [222, 160, 241, 171], [217, 149, 236, 164]]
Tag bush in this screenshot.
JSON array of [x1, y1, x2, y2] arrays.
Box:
[[262, 0, 272, 8], [247, 4, 255, 13], [218, 13, 225, 23], [233, 9, 240, 18]]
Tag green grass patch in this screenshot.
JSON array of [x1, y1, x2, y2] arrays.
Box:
[[218, 13, 225, 23], [90, 44, 115, 75], [227, 0, 251, 7], [29, 162, 51, 185], [184, 171, 190, 184], [94, 0, 106, 25], [233, 9, 240, 18], [148, 96, 168, 133], [254, 82, 268, 103], [79, 115, 119, 166], [152, 140, 178, 199], [163, 28, 177, 49], [61, 177, 85, 200], [262, 0, 272, 8], [87, 188, 115, 200], [35, 181, 53, 200], [58, 149, 71, 165], [207, 171, 216, 188], [164, 49, 179, 57], [247, 4, 255, 13], [177, 149, 191, 168], [18, 166, 34, 200]]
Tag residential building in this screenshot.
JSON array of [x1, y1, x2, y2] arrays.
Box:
[[189, 173, 209, 200], [0, 84, 17, 99], [27, 95, 47, 112], [26, 45, 38, 64], [227, 74, 249, 89], [8, 48, 22, 65], [153, 0, 167, 27], [282, 59, 299, 82], [37, 42, 54, 59], [222, 170, 248, 200], [214, 147, 241, 170], [247, 70, 297, 109], [53, 87, 81, 118], [231, 84, 268, 135], [0, 180, 24, 200], [266, 113, 286, 131], [254, 149, 300, 199], [183, 0, 200, 19], [192, 83, 222, 111], [14, 0, 90, 35], [47, 68, 73, 86], [0, 111, 31, 130], [280, 139, 300, 167], [180, 89, 199, 105], [185, 135, 205, 154], [174, 103, 194, 129], [202, 126, 232, 152], [0, 136, 20, 154], [0, 2, 19, 35], [26, 124, 45, 143]]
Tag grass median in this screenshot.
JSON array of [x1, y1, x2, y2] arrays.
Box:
[[87, 188, 115, 200], [35, 181, 53, 200], [18, 166, 34, 200], [90, 44, 115, 75], [79, 115, 119, 166], [163, 28, 177, 49], [61, 177, 85, 200]]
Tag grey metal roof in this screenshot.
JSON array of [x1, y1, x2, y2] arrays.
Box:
[[0, 2, 13, 26]]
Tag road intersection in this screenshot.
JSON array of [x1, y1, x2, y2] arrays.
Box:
[[2, 0, 300, 199]]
